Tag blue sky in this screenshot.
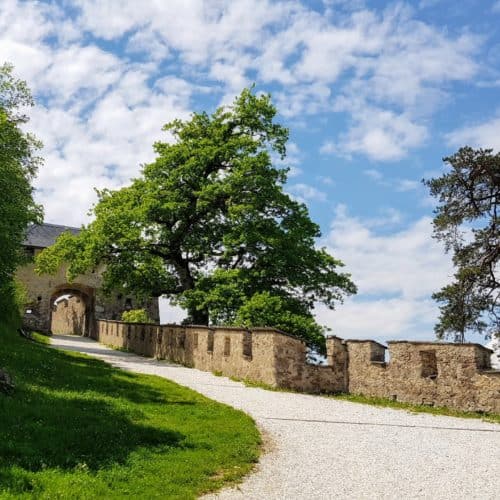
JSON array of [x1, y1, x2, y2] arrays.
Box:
[[2, 0, 499, 344]]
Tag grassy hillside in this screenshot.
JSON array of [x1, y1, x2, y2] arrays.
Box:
[[0, 320, 260, 498]]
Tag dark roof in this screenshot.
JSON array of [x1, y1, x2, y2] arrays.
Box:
[[23, 223, 80, 249]]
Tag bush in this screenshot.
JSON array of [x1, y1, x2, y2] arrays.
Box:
[[234, 291, 327, 352], [121, 309, 154, 324]]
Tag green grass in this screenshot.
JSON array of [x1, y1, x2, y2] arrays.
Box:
[[331, 392, 500, 424], [0, 320, 261, 499]]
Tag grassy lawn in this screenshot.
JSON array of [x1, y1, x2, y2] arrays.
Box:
[[0, 320, 260, 499]]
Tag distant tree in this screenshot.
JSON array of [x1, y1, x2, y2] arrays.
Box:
[[0, 63, 42, 314], [121, 309, 154, 324], [425, 147, 499, 342], [36, 88, 356, 349]]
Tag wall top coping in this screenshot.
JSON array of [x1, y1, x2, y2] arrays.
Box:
[[345, 339, 387, 349], [96, 319, 304, 342], [482, 369, 500, 375], [387, 340, 493, 353]]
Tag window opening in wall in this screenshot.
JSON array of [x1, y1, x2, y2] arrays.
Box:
[[207, 330, 214, 353], [420, 350, 438, 379], [243, 330, 252, 358], [224, 336, 231, 356], [370, 344, 386, 362], [193, 332, 199, 348], [179, 331, 186, 348]]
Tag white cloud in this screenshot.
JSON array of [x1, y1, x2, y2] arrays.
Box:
[[330, 105, 428, 161], [363, 169, 383, 181], [325, 205, 452, 298], [288, 183, 327, 203], [395, 179, 420, 192], [316, 175, 335, 186], [362, 169, 422, 193], [445, 112, 500, 151], [316, 297, 439, 342], [68, 0, 480, 162], [316, 205, 454, 341]]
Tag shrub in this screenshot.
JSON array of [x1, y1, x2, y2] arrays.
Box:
[[121, 309, 154, 324]]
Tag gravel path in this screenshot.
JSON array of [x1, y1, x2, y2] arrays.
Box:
[[51, 335, 500, 499]]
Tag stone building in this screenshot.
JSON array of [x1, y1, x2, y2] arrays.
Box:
[[17, 223, 159, 336]]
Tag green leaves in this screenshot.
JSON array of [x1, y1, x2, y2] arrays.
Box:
[[0, 64, 42, 314], [37, 87, 356, 346], [425, 147, 500, 341]]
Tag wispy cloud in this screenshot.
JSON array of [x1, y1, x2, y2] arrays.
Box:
[[446, 111, 500, 151]]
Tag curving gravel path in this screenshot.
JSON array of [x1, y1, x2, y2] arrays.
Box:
[[51, 335, 500, 500]]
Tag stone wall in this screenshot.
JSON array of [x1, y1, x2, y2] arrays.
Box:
[[94, 320, 500, 414], [51, 295, 86, 335], [16, 249, 159, 336], [345, 340, 500, 413]]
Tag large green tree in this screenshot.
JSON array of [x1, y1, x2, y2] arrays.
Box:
[[36, 88, 356, 348], [0, 63, 42, 393], [0, 63, 42, 314], [425, 147, 499, 342]]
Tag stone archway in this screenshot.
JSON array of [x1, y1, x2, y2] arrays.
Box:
[[49, 284, 95, 336]]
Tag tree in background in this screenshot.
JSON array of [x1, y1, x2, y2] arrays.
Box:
[[36, 88, 356, 350], [425, 147, 499, 342], [0, 63, 42, 316]]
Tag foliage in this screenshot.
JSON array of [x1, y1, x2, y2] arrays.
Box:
[[121, 308, 154, 324], [0, 319, 260, 497], [234, 291, 328, 348], [12, 278, 28, 316], [36, 88, 356, 347], [425, 147, 499, 341], [0, 63, 42, 315]]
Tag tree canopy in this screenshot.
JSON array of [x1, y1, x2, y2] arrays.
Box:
[[0, 63, 42, 314], [36, 88, 356, 348], [425, 147, 499, 342]]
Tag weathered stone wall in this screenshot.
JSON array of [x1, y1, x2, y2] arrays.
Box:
[[16, 249, 159, 336], [95, 320, 500, 414], [51, 295, 86, 335], [346, 340, 500, 413]]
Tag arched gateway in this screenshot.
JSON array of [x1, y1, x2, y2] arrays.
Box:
[[16, 223, 159, 336]]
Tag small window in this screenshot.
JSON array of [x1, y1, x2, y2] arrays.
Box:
[[420, 350, 438, 379], [207, 330, 214, 353], [169, 329, 175, 347], [243, 330, 252, 358], [193, 332, 199, 348], [370, 343, 385, 362], [224, 336, 231, 356], [178, 331, 186, 348]]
